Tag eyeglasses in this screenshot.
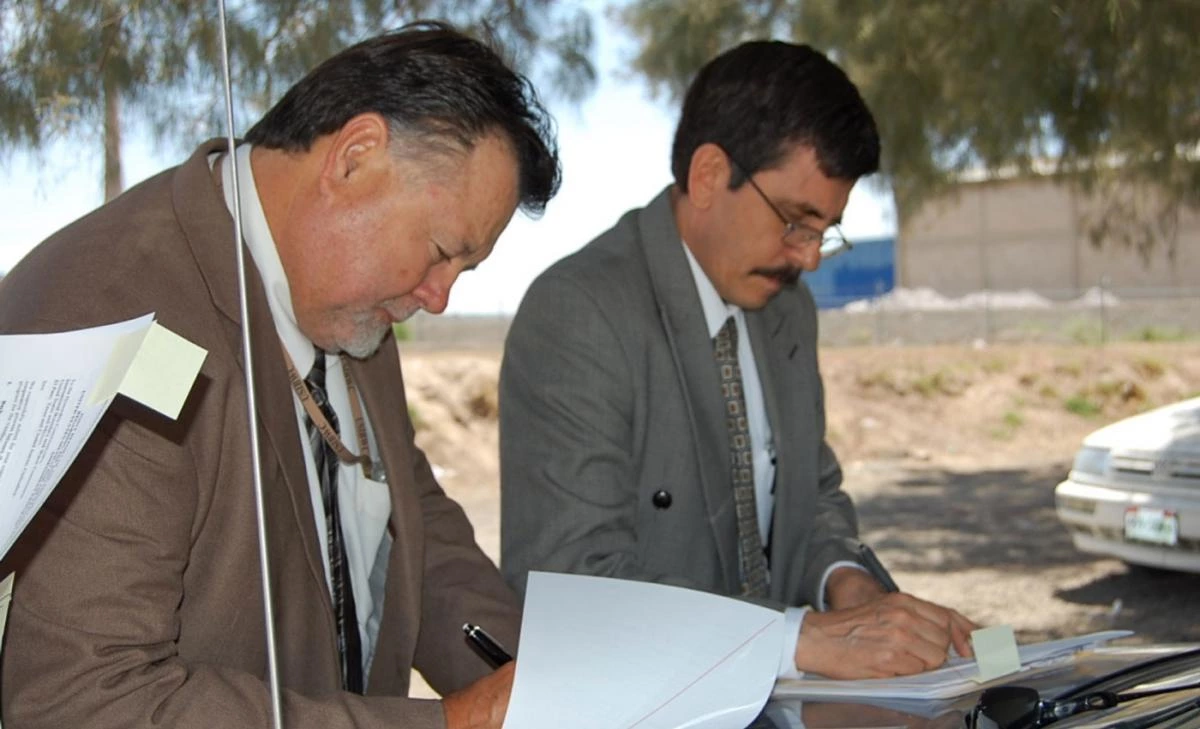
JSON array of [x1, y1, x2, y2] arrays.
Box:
[[967, 680, 1200, 729], [728, 156, 854, 260], [967, 685, 1114, 729]]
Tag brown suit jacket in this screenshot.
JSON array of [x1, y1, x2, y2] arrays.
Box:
[[0, 141, 520, 729]]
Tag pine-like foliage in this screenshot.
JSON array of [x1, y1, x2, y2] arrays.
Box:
[[0, 0, 595, 200], [618, 0, 1200, 260]]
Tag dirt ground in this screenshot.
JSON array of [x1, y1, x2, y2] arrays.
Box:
[[401, 341, 1200, 650]]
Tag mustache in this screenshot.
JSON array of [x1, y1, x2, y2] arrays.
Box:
[[752, 266, 801, 286]]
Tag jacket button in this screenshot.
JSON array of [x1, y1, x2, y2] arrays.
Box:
[[652, 490, 672, 509]]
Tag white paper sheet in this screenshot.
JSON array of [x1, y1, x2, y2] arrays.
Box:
[[772, 630, 1133, 701], [503, 572, 785, 729], [0, 314, 164, 560]]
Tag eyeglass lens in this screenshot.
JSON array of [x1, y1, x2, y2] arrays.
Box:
[[818, 232, 849, 259], [970, 686, 1044, 729]]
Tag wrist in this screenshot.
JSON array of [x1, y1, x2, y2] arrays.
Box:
[[793, 611, 834, 675], [824, 567, 885, 610]]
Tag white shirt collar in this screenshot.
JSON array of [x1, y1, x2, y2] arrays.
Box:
[[681, 240, 740, 339], [217, 145, 314, 370]]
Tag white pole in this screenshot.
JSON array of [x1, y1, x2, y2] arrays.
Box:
[[215, 2, 286, 727]]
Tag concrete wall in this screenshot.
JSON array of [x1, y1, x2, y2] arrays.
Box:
[[400, 313, 511, 350], [899, 178, 1200, 297]]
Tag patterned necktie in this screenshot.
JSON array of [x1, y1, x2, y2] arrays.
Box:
[[304, 350, 364, 693], [713, 317, 771, 598]]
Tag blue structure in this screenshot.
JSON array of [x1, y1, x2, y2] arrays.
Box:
[[802, 235, 895, 309]]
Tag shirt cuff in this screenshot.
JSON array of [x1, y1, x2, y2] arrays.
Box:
[[778, 606, 808, 679], [816, 560, 869, 611]]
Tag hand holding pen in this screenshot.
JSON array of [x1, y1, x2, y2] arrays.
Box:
[[442, 624, 515, 729], [857, 542, 900, 593]]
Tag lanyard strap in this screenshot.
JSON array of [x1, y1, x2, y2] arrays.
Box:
[[281, 344, 376, 480]]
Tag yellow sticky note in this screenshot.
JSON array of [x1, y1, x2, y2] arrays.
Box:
[[972, 625, 1022, 682], [91, 325, 154, 406], [118, 323, 208, 420]]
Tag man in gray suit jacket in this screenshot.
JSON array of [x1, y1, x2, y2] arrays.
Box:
[[1, 23, 555, 729], [501, 40, 974, 679]]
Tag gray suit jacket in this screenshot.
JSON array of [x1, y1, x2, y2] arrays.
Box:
[[500, 187, 860, 608], [0, 141, 519, 729]]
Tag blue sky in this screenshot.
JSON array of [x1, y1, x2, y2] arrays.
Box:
[[0, 14, 896, 315]]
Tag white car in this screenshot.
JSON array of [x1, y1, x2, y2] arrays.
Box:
[[1056, 396, 1200, 573]]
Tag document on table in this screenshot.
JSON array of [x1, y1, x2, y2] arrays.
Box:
[[772, 629, 1133, 701], [0, 314, 206, 561], [503, 572, 785, 729]]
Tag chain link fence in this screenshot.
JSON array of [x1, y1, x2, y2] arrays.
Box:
[[397, 284, 1200, 350]]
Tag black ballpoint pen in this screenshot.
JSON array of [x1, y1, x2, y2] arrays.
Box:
[[858, 543, 900, 593], [463, 623, 514, 669]]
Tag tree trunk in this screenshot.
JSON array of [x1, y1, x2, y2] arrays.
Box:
[[103, 76, 123, 201], [891, 188, 908, 288], [100, 0, 124, 201]]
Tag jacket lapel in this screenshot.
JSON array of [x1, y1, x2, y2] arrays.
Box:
[[749, 287, 820, 577], [745, 303, 790, 479], [636, 188, 739, 589], [172, 140, 330, 613]]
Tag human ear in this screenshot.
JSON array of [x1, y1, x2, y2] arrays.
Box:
[[686, 143, 732, 211], [322, 112, 390, 187]]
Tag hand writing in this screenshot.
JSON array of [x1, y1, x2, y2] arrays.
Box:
[[794, 593, 977, 679]]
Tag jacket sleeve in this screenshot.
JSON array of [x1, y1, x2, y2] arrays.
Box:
[[788, 284, 864, 607], [408, 429, 524, 693], [798, 442, 865, 608]]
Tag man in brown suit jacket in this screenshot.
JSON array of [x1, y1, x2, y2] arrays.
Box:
[[0, 22, 556, 729]]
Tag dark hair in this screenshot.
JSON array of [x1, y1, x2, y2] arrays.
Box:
[[245, 21, 559, 214], [671, 40, 879, 191]]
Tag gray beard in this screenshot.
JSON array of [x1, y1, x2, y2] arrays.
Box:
[[332, 302, 421, 359]]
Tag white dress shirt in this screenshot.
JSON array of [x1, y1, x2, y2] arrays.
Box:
[[680, 247, 776, 540], [217, 146, 391, 682]]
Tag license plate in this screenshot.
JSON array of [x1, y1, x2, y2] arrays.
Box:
[[1124, 507, 1179, 546]]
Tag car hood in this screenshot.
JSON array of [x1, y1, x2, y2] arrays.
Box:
[[1083, 397, 1200, 454]]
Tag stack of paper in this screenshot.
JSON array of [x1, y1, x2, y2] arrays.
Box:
[[0, 315, 206, 561], [772, 630, 1133, 701]]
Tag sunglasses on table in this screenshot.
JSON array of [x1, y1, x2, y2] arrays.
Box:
[[967, 675, 1200, 728]]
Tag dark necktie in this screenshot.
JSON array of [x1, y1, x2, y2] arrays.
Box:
[[305, 351, 364, 693], [714, 317, 771, 598]]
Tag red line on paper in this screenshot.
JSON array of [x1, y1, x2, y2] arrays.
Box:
[[626, 616, 779, 728]]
